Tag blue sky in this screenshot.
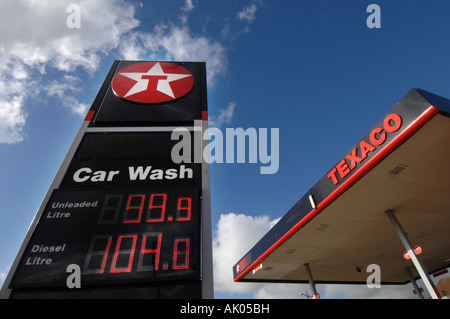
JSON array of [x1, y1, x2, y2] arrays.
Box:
[[0, 0, 449, 299]]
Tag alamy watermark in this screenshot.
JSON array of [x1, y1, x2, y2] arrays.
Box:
[[66, 263, 81, 288], [66, 4, 81, 29], [171, 121, 279, 175], [366, 264, 381, 288], [366, 4, 381, 29]]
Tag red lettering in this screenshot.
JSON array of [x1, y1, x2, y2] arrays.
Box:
[[383, 113, 402, 133], [369, 127, 386, 146], [327, 113, 402, 187], [327, 168, 339, 185], [345, 148, 364, 170], [359, 140, 376, 159], [336, 159, 351, 179]]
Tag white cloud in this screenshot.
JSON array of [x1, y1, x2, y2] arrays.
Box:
[[0, 0, 140, 73], [221, 2, 260, 42], [237, 4, 257, 23], [0, 83, 27, 144], [209, 102, 236, 128], [0, 0, 140, 143], [45, 75, 89, 115], [213, 212, 279, 295], [181, 0, 195, 12], [128, 24, 227, 86], [257, 283, 415, 299], [254, 283, 310, 299], [0, 264, 10, 288], [119, 31, 148, 61], [322, 283, 414, 299], [212, 213, 315, 299], [179, 0, 196, 25]]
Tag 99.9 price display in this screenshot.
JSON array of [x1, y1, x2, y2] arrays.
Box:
[[10, 187, 201, 289]]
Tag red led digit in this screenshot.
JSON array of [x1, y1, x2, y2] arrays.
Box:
[[173, 238, 190, 270], [147, 194, 167, 223], [83, 235, 113, 274], [123, 194, 145, 223], [110, 235, 138, 273], [139, 232, 162, 271], [100, 236, 113, 274], [176, 197, 191, 221]]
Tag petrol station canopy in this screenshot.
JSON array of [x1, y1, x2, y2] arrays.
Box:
[[233, 88, 450, 286]]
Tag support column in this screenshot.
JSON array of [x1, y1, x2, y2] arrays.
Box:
[[405, 267, 424, 299], [304, 263, 318, 299], [198, 119, 214, 299], [385, 210, 439, 299]]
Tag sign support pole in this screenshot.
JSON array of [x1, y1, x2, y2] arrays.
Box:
[[385, 210, 440, 299], [197, 119, 214, 299], [304, 263, 318, 299], [405, 267, 424, 299]]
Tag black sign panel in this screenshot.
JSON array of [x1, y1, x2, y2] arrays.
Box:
[[60, 131, 200, 189], [11, 187, 200, 289], [75, 132, 185, 160], [3, 61, 209, 299], [11, 130, 202, 290], [89, 61, 207, 126]]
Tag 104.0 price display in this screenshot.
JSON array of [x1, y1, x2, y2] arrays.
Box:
[[82, 188, 201, 283]]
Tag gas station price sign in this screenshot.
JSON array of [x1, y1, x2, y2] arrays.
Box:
[[2, 61, 212, 299], [10, 187, 200, 289]]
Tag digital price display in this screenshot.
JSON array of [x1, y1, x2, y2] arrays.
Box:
[[11, 187, 200, 289]]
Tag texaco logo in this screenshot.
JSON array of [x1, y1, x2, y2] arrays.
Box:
[[111, 62, 194, 104]]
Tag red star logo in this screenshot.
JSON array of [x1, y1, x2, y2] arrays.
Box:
[[111, 62, 194, 103]]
